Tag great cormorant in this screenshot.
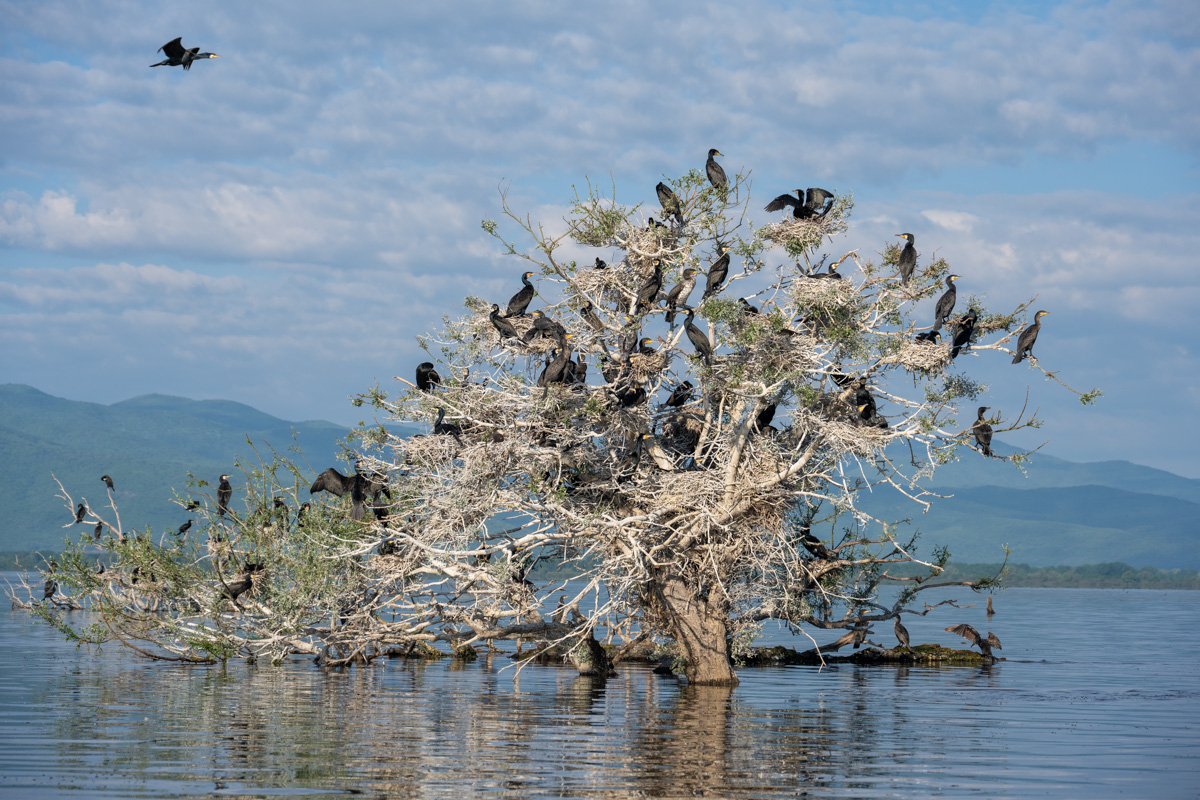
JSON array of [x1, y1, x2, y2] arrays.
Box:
[[150, 38, 220, 70], [217, 474, 232, 517], [894, 616, 911, 650], [593, 258, 607, 270], [221, 563, 264, 604], [540, 333, 574, 394], [945, 623, 1002, 662], [896, 233, 917, 283], [505, 272, 536, 318], [765, 188, 833, 219], [702, 245, 730, 299], [490, 303, 521, 341], [93, 521, 103, 541], [950, 308, 978, 359], [827, 627, 871, 651], [656, 182, 683, 226], [580, 301, 605, 332], [706, 149, 727, 190], [636, 259, 663, 314], [663, 267, 698, 323], [914, 330, 941, 344], [933, 274, 959, 330], [43, 572, 57, 602], [753, 402, 777, 433], [432, 407, 463, 438], [523, 309, 564, 342], [1012, 310, 1049, 364], [73, 503, 86, 524], [663, 380, 694, 408], [416, 362, 441, 392], [101, 475, 114, 491], [973, 406, 993, 457], [684, 308, 712, 366], [177, 520, 192, 537], [310, 467, 373, 521]]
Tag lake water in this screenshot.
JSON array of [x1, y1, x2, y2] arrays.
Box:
[[1, 582, 1197, 799]]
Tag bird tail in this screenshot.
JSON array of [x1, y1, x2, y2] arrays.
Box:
[[1012, 353, 1023, 364]]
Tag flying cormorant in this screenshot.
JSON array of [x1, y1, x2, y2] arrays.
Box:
[[896, 233, 917, 283], [1012, 310, 1050, 364], [150, 37, 220, 70], [972, 406, 993, 457], [706, 149, 727, 190], [416, 362, 441, 392], [505, 272, 536, 318]]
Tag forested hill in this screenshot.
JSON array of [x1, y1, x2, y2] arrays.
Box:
[[2, 384, 1197, 568], [0, 384, 356, 552]]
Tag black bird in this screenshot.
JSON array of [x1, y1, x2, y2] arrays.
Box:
[[950, 308, 978, 359], [523, 309, 565, 342], [566, 354, 587, 385], [946, 623, 1002, 662], [73, 503, 87, 524], [93, 521, 103, 542], [616, 380, 647, 408], [811, 260, 842, 280], [702, 245, 731, 299], [914, 330, 941, 344], [185, 500, 201, 511], [505, 272, 536, 318], [854, 379, 876, 420], [489, 303, 521, 341], [593, 258, 607, 270], [1012, 310, 1050, 364], [101, 475, 114, 491], [43, 575, 57, 602], [894, 616, 911, 650], [177, 520, 192, 537], [706, 148, 727, 190], [896, 233, 917, 283], [739, 298, 760, 316], [310, 468, 372, 521], [416, 362, 441, 392], [827, 627, 871, 651], [637, 337, 658, 355], [297, 502, 310, 524], [636, 259, 664, 314], [217, 475, 232, 517], [933, 274, 959, 330], [540, 333, 574, 394], [663, 380, 694, 408], [580, 301, 605, 333], [765, 188, 834, 219], [656, 182, 684, 226], [684, 308, 712, 366], [798, 526, 831, 559], [973, 406, 993, 457], [150, 37, 220, 71], [663, 267, 698, 324], [221, 564, 265, 605], [432, 407, 463, 438], [753, 402, 777, 434]]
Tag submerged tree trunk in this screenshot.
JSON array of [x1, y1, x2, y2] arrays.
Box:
[[649, 571, 739, 686]]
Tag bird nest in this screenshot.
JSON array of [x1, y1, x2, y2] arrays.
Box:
[[789, 275, 857, 309], [760, 218, 828, 251], [573, 265, 641, 308], [465, 308, 560, 354], [886, 340, 952, 373], [621, 224, 686, 263], [629, 352, 667, 381]]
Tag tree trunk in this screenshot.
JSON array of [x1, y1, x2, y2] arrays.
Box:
[[649, 571, 739, 686]]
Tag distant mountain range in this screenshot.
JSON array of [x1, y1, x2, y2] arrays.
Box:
[[2, 384, 1196, 568]]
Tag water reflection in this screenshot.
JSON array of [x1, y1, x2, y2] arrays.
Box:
[[2, 588, 1199, 799]]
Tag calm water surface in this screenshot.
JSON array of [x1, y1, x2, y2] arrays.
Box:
[[1, 582, 1197, 799]]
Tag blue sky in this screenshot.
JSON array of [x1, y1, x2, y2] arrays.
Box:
[[1, 0, 1197, 476]]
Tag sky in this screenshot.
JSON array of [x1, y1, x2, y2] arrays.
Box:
[[1, 0, 1197, 477]]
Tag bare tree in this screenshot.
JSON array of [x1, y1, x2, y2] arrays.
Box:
[[25, 167, 1095, 683]]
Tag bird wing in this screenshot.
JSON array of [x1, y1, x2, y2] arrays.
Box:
[[310, 468, 350, 496], [806, 188, 834, 207], [159, 38, 184, 58], [764, 193, 800, 212], [986, 632, 1002, 650], [945, 623, 981, 645]]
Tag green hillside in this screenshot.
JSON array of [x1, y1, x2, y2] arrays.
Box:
[[0, 384, 355, 552]]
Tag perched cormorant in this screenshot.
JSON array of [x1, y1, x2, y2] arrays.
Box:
[[798, 524, 831, 559], [523, 309, 565, 342], [432, 407, 463, 439], [896, 233, 917, 283], [811, 261, 842, 280], [933, 274, 959, 330], [656, 182, 684, 226], [310, 467, 374, 521], [753, 402, 777, 433], [593, 258, 607, 270], [636, 259, 663, 314], [540, 333, 574, 394], [827, 627, 871, 651], [637, 337, 658, 355], [663, 380, 694, 408], [702, 245, 730, 299], [150, 38, 220, 70], [177, 520, 192, 537], [580, 301, 605, 333], [217, 474, 232, 517], [684, 308, 712, 366], [43, 567, 57, 601], [73, 503, 86, 524], [185, 500, 201, 511], [101, 475, 114, 491], [945, 623, 1002, 662], [221, 563, 264, 604], [973, 406, 993, 457], [894, 616, 911, 650], [914, 330, 941, 344], [663, 267, 698, 323], [765, 188, 833, 219], [93, 521, 103, 541], [739, 298, 760, 316], [505, 272, 536, 318], [1012, 310, 1050, 364], [490, 303, 521, 341], [416, 362, 441, 392], [854, 379, 876, 420], [950, 308, 978, 359], [705, 149, 727, 190], [616, 380, 647, 408]]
